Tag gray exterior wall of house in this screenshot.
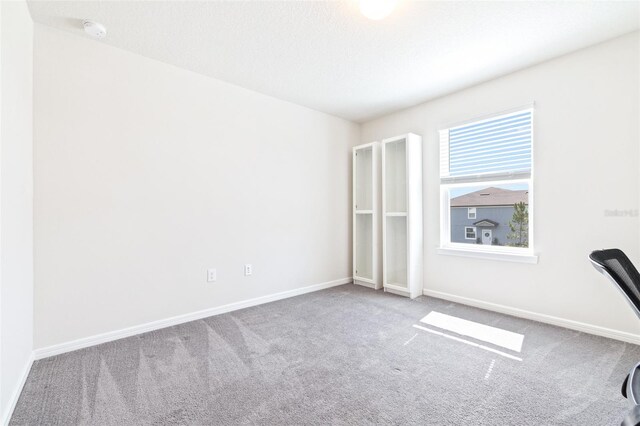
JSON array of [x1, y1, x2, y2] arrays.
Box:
[[450, 206, 516, 245]]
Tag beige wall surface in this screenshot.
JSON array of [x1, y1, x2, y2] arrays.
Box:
[[33, 25, 359, 349], [1, 0, 34, 421]]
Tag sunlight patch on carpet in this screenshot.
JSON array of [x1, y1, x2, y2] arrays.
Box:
[[420, 311, 524, 353], [412, 324, 523, 361]]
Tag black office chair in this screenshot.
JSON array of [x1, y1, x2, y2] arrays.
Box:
[[590, 249, 640, 426]]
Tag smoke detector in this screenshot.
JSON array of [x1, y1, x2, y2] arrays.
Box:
[[83, 20, 107, 39]]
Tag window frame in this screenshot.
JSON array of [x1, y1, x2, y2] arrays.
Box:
[[464, 226, 477, 240], [438, 106, 537, 264], [467, 207, 476, 219]]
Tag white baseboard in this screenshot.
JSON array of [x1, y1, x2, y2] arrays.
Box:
[[2, 352, 34, 426], [423, 288, 640, 345], [353, 279, 381, 290], [34, 277, 352, 360]]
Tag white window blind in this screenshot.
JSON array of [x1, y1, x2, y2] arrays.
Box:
[[440, 109, 532, 183]]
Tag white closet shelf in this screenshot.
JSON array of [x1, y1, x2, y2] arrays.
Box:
[[353, 142, 381, 290], [382, 133, 422, 299]]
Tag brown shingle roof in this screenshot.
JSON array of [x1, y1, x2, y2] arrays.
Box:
[[451, 187, 528, 207]]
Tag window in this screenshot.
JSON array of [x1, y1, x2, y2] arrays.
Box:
[[465, 226, 476, 240], [438, 108, 535, 262]]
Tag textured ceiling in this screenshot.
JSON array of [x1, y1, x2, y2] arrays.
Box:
[[27, 1, 640, 122]]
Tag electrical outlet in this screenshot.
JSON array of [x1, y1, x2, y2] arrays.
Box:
[[207, 268, 217, 282], [244, 264, 252, 276]]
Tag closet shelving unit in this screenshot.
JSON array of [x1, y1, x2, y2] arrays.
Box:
[[352, 142, 381, 289], [382, 133, 423, 298]]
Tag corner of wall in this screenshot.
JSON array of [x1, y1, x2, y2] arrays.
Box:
[[0, 0, 35, 424]]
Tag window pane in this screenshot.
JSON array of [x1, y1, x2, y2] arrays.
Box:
[[465, 227, 476, 239], [449, 183, 529, 247]]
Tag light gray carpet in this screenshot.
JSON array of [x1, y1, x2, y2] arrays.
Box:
[[10, 284, 640, 425]]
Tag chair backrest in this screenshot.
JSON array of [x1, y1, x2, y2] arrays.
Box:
[[590, 249, 640, 318]]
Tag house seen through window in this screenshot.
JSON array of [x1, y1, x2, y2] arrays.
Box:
[[451, 185, 529, 247], [439, 108, 533, 253]]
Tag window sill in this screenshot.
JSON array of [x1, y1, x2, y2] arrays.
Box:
[[437, 247, 539, 264]]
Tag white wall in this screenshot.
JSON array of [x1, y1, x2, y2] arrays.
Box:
[[33, 25, 359, 349], [0, 0, 34, 422], [362, 32, 640, 337]]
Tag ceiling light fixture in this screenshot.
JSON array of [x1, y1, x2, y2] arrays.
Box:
[[83, 20, 107, 39], [359, 0, 398, 20]]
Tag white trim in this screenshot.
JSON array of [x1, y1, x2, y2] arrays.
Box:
[[354, 279, 378, 289], [441, 170, 531, 186], [384, 284, 411, 298], [464, 226, 477, 240], [439, 105, 535, 255], [33, 277, 351, 360], [423, 289, 640, 345], [437, 247, 538, 264], [443, 177, 531, 189], [1, 352, 34, 426], [467, 207, 476, 219]]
